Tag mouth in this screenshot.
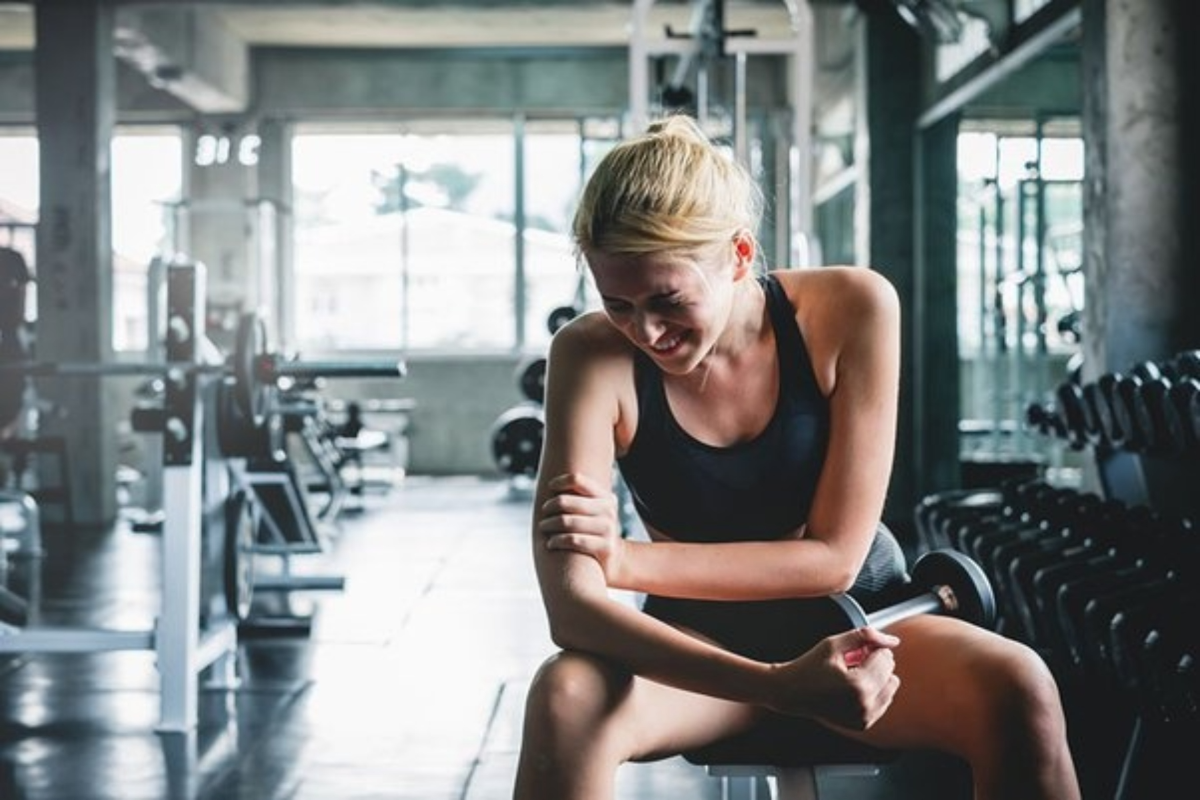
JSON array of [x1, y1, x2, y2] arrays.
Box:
[[647, 331, 687, 357]]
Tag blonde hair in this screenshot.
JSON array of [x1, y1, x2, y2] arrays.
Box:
[[571, 115, 763, 259]]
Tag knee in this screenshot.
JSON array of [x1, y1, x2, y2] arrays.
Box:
[[523, 651, 632, 739], [977, 641, 1069, 753]]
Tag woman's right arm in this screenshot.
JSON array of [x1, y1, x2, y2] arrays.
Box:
[[531, 317, 900, 730]]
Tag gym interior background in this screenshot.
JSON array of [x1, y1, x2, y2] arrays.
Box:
[[0, 1, 1197, 798]]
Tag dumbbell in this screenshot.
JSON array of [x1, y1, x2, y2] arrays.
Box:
[[802, 550, 997, 644]]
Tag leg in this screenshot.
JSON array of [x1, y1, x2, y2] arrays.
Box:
[[513, 649, 763, 800], [843, 615, 1081, 800]]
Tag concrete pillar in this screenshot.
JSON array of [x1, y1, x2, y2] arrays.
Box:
[[33, 0, 118, 526], [915, 114, 962, 497], [255, 118, 294, 350], [858, 2, 925, 527], [185, 131, 257, 352], [1083, 0, 1200, 376]]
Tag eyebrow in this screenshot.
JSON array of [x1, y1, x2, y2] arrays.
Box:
[[600, 289, 682, 304]]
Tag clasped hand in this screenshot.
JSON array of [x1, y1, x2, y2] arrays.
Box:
[[539, 472, 626, 584], [770, 627, 901, 731]]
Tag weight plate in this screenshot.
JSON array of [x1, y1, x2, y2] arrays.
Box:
[[235, 312, 271, 427], [224, 491, 257, 622], [516, 357, 547, 404], [490, 404, 544, 477], [547, 305, 580, 335], [910, 549, 996, 629]]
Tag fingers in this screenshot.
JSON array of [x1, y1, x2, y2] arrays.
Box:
[[539, 475, 619, 541], [837, 626, 900, 668], [820, 628, 901, 729], [544, 532, 606, 556], [545, 471, 609, 498]]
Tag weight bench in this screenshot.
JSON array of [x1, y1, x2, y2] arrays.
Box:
[[684, 716, 897, 800]]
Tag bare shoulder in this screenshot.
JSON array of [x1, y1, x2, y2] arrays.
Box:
[[549, 310, 633, 367], [546, 311, 637, 410], [768, 267, 900, 390], [770, 266, 898, 320]]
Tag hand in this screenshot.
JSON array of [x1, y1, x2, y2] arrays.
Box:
[[767, 627, 901, 731], [539, 472, 626, 584]]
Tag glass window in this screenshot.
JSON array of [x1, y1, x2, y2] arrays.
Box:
[[957, 128, 1083, 358], [522, 122, 594, 351], [0, 131, 39, 323], [111, 130, 183, 352], [292, 123, 520, 351], [0, 129, 181, 351]]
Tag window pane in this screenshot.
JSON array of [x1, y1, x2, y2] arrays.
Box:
[[0, 132, 39, 324], [0, 129, 181, 351], [111, 131, 183, 352], [522, 126, 587, 350], [292, 125, 517, 350]]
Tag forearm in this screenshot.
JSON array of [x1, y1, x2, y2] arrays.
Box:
[[541, 551, 780, 707], [555, 583, 780, 706], [614, 537, 858, 601]]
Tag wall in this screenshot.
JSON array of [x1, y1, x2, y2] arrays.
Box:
[[317, 351, 532, 475]]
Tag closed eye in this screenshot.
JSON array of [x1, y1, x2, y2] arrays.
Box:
[[602, 298, 633, 315]]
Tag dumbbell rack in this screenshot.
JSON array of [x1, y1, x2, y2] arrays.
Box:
[[1026, 351, 1200, 522], [0, 261, 239, 732]]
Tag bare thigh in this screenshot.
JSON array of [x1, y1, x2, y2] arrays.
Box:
[[555, 649, 768, 763], [836, 614, 1051, 757]]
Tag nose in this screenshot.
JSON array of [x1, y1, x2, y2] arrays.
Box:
[[632, 309, 664, 342]]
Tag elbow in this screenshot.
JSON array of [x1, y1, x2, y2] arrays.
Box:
[[547, 618, 580, 651], [826, 568, 858, 595], [812, 545, 861, 595], [545, 602, 599, 652]]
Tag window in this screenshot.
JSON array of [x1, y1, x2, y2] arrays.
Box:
[[521, 121, 603, 350], [111, 130, 183, 351], [956, 128, 1083, 358], [290, 118, 623, 353], [0, 128, 182, 351], [292, 123, 525, 351]]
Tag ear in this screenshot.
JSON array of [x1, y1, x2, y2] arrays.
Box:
[[731, 230, 756, 279]]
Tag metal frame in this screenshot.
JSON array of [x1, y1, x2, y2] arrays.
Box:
[[708, 763, 880, 800], [0, 261, 239, 732], [627, 0, 816, 264]]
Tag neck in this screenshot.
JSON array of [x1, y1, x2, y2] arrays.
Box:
[[684, 277, 767, 391]]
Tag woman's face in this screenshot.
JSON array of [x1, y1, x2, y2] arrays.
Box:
[[587, 242, 737, 375]]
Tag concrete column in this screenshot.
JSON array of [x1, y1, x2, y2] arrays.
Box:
[[184, 132, 255, 352], [33, 0, 118, 526], [1084, 0, 1200, 375], [859, 3, 925, 527], [255, 118, 294, 351]]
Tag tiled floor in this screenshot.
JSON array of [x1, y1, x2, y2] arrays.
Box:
[[1, 476, 970, 799]]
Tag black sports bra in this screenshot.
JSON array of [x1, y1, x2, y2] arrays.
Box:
[[616, 273, 830, 542]]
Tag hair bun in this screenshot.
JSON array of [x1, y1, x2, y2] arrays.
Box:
[[646, 115, 709, 146]]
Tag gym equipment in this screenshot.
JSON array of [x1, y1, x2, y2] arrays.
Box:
[[0, 311, 404, 427], [0, 260, 407, 732], [490, 404, 543, 478], [809, 549, 996, 637], [516, 356, 547, 404], [546, 305, 579, 335]]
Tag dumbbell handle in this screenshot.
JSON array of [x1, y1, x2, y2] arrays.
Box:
[[830, 584, 960, 631], [866, 586, 958, 630]]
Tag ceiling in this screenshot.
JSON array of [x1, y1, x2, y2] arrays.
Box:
[[0, 2, 812, 51]]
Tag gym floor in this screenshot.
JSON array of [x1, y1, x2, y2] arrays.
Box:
[[0, 476, 969, 800]]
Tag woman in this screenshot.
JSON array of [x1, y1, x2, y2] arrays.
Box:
[[513, 116, 1079, 800]]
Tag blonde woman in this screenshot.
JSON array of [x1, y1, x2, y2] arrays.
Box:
[[513, 116, 1080, 800]]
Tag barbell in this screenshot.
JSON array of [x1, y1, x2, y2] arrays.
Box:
[[0, 311, 406, 426]]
